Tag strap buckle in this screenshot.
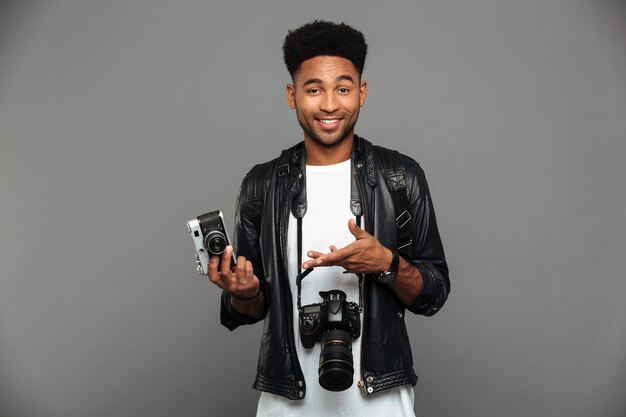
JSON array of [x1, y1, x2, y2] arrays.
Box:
[[397, 237, 413, 251], [395, 210, 411, 229]]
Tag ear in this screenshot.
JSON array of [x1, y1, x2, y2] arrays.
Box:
[[359, 80, 368, 107], [286, 83, 296, 109]]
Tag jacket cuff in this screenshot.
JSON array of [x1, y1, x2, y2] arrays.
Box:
[[410, 263, 434, 313], [220, 292, 262, 330], [409, 262, 449, 316]]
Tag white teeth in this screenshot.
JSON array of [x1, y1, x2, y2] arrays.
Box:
[[320, 119, 338, 124]]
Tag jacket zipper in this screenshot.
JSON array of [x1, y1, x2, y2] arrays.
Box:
[[280, 167, 306, 398], [354, 166, 371, 396]]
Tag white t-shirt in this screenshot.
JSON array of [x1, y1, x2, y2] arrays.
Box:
[[256, 159, 416, 417]]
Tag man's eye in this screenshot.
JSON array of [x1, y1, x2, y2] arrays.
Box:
[[308, 89, 320, 94], [338, 88, 350, 94]]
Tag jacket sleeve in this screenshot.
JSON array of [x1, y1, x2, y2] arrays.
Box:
[[220, 164, 268, 330], [404, 159, 450, 316]]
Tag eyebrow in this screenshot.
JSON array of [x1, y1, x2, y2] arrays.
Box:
[[302, 78, 323, 86], [302, 74, 356, 87]]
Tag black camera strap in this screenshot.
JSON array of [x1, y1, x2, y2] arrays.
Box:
[[292, 154, 373, 312], [296, 214, 364, 311], [296, 216, 311, 311]]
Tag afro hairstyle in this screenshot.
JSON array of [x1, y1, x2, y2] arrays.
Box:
[[282, 20, 368, 78]]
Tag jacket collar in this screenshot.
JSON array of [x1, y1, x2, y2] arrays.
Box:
[[287, 135, 368, 168], [286, 135, 376, 220]]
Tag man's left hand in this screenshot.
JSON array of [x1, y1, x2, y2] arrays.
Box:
[[302, 219, 393, 274]]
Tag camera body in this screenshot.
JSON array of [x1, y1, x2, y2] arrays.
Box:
[[300, 290, 361, 349], [186, 210, 235, 275], [299, 290, 361, 348], [299, 289, 361, 391]]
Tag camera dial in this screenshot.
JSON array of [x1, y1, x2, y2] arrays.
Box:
[[302, 319, 315, 331]]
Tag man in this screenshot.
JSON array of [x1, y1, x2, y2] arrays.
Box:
[[207, 21, 449, 417]]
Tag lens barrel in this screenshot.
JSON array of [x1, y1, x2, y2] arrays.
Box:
[[318, 329, 354, 391], [205, 231, 227, 255]]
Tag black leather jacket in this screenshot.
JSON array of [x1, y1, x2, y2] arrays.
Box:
[[220, 136, 449, 400]]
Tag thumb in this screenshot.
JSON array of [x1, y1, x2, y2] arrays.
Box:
[[348, 218, 369, 239]]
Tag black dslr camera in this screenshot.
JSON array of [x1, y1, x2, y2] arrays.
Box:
[[299, 290, 361, 391]]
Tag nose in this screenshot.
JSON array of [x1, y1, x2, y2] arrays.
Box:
[[319, 92, 340, 113]]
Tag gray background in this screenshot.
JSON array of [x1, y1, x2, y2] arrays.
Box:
[[1, 0, 625, 416]]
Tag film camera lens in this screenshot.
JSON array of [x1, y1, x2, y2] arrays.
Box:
[[204, 230, 227, 255], [318, 329, 354, 391]]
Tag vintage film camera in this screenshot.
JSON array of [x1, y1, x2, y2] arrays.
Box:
[[299, 289, 361, 391], [186, 210, 235, 275]]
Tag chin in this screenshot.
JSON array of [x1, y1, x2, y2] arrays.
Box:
[[312, 135, 348, 148], [313, 128, 354, 147]]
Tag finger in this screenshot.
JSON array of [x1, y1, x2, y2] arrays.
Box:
[[235, 260, 258, 296], [245, 260, 254, 281], [302, 249, 331, 269], [348, 218, 369, 239], [302, 251, 320, 269], [305, 247, 350, 268], [307, 250, 325, 259], [207, 255, 225, 288], [235, 255, 249, 283], [324, 248, 350, 263], [220, 246, 234, 280], [329, 245, 337, 252]]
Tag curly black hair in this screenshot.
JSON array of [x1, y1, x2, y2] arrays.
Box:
[[283, 20, 368, 78]]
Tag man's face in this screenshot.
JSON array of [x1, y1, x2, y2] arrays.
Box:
[[286, 56, 367, 148]]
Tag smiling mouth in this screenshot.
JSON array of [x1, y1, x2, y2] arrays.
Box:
[[316, 118, 343, 128]]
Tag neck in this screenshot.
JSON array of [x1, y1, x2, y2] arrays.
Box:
[[304, 134, 354, 166]]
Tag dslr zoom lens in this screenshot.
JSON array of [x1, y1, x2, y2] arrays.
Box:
[[318, 329, 354, 391]]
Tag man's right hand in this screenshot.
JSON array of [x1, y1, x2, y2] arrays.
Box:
[[207, 245, 260, 300]]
